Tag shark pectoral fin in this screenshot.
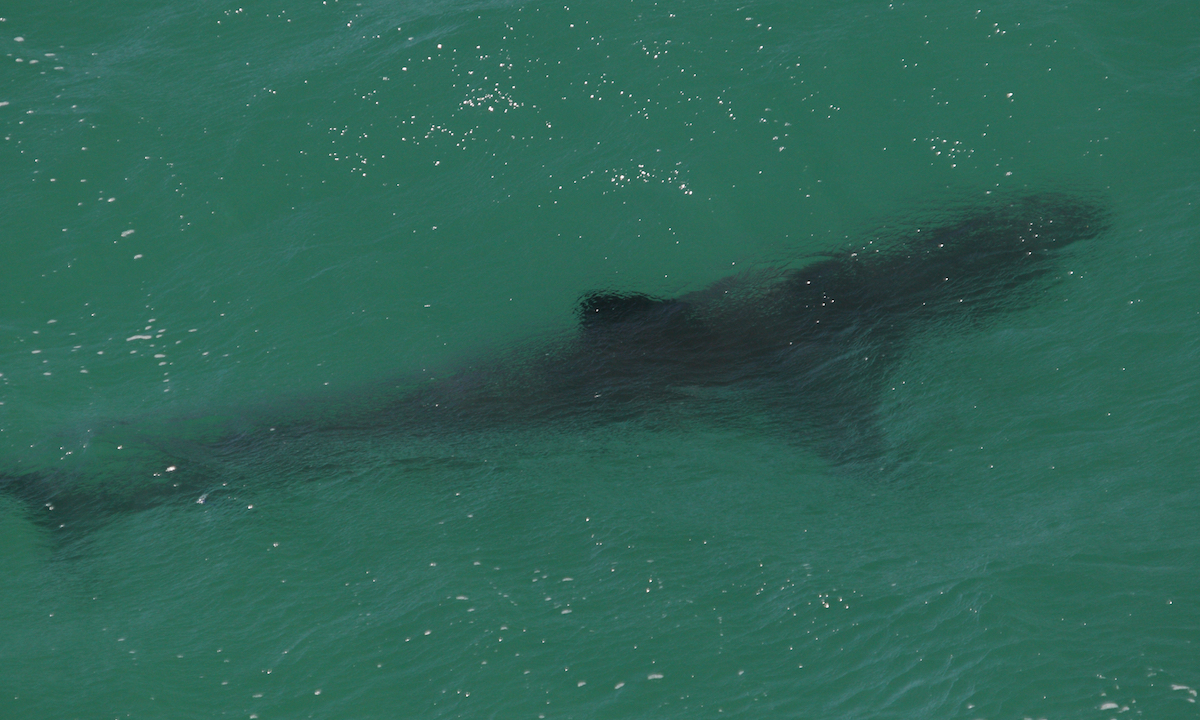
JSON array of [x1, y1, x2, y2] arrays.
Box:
[[748, 369, 893, 472], [808, 405, 889, 468]]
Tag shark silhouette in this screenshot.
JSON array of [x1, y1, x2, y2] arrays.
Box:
[[2, 192, 1109, 535]]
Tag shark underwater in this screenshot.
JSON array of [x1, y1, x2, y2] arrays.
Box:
[[2, 192, 1109, 536]]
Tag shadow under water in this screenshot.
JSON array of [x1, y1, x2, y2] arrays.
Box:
[[2, 192, 1111, 538]]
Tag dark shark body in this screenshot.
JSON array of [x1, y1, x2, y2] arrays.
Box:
[[3, 193, 1109, 535]]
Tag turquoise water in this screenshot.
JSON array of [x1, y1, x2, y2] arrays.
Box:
[[2, 0, 1198, 717]]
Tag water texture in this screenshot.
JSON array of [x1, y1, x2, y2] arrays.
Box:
[[2, 1, 1197, 718]]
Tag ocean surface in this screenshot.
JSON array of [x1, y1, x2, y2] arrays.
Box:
[[2, 0, 1198, 717]]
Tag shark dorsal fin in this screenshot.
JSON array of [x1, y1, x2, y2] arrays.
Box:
[[578, 292, 676, 329]]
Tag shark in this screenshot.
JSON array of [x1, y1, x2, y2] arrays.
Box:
[[1, 192, 1110, 535]]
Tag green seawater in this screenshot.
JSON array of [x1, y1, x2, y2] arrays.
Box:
[[2, 0, 1198, 717]]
